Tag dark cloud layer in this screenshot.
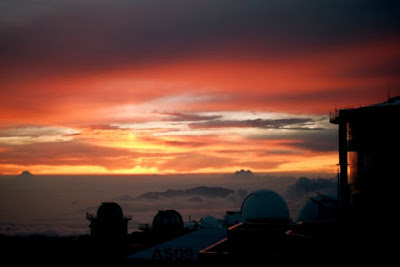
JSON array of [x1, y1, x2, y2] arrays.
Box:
[[340, 58, 400, 79], [1, 0, 399, 75], [190, 118, 316, 129], [283, 130, 338, 152], [247, 127, 338, 153], [159, 112, 222, 122]]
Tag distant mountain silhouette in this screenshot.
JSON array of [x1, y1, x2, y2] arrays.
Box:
[[234, 169, 254, 176], [18, 170, 34, 178], [186, 196, 204, 203], [137, 186, 233, 199]]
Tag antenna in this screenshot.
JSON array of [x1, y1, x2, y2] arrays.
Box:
[[386, 82, 393, 101]]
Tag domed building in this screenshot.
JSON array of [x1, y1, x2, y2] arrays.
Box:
[[87, 202, 131, 240], [199, 216, 220, 229], [152, 209, 184, 238], [297, 194, 338, 223], [199, 189, 295, 260], [241, 189, 290, 222]]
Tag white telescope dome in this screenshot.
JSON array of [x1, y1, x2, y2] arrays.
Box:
[[241, 189, 289, 222]]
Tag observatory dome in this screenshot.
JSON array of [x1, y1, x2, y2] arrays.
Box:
[[297, 194, 337, 222], [96, 202, 123, 220], [199, 216, 220, 229], [152, 209, 184, 235], [241, 189, 289, 222]]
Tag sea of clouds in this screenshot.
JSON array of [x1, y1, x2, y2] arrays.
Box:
[[0, 173, 337, 237]]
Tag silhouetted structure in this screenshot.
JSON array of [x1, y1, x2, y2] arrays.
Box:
[[152, 209, 184, 238], [241, 189, 290, 222], [197, 189, 340, 263], [199, 216, 220, 229], [330, 96, 400, 223], [87, 202, 131, 240], [296, 193, 337, 222], [228, 190, 294, 260]]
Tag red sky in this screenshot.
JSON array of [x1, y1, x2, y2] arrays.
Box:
[[1, 1, 399, 175]]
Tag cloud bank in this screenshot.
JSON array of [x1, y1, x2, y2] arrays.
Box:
[[0, 174, 337, 236]]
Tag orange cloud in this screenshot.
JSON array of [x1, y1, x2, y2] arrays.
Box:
[[2, 37, 400, 125], [1, 32, 399, 174], [0, 120, 338, 175]]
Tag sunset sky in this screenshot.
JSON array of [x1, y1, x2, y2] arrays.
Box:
[[1, 0, 399, 175]]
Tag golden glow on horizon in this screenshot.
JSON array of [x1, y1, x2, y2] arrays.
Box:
[[80, 128, 165, 151], [0, 164, 107, 175], [78, 128, 204, 153], [0, 152, 338, 175], [0, 116, 339, 175], [267, 153, 338, 174]]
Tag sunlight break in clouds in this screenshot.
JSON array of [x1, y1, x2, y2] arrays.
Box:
[[0, 126, 79, 145], [0, 110, 338, 175]]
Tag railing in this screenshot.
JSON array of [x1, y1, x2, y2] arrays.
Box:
[[329, 109, 340, 124], [329, 105, 359, 124]]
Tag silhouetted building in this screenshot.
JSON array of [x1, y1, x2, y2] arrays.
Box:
[[222, 210, 241, 227], [330, 96, 400, 222], [127, 190, 340, 264], [199, 216, 220, 229], [327, 96, 400, 262], [198, 190, 299, 262], [296, 193, 337, 222], [87, 202, 131, 240], [241, 189, 290, 222], [152, 209, 184, 238], [225, 190, 294, 260]]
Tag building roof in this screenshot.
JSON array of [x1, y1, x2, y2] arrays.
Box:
[[330, 96, 400, 124], [369, 96, 400, 107], [97, 202, 124, 220]]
